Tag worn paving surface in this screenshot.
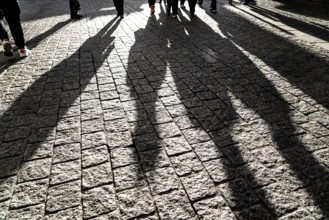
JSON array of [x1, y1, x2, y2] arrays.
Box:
[[0, 0, 329, 219]]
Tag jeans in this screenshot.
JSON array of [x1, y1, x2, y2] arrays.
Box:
[[0, 0, 25, 49]]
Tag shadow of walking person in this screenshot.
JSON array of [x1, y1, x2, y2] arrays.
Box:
[[123, 4, 329, 219], [0, 15, 121, 216]]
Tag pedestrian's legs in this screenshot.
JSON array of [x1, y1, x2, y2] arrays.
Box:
[[188, 0, 197, 16], [211, 0, 217, 10], [1, 0, 25, 49], [172, 0, 178, 15], [167, 0, 172, 14], [148, 0, 156, 14], [180, 0, 186, 7]]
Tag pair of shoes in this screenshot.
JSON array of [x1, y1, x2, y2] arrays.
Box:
[[180, 5, 185, 8], [2, 40, 13, 57], [211, 9, 217, 13], [71, 14, 82, 20], [18, 47, 31, 58]]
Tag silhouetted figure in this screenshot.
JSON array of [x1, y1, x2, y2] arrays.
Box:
[[113, 0, 124, 18], [167, 0, 179, 17], [69, 0, 82, 20], [198, 0, 217, 12], [180, 0, 186, 8], [149, 0, 156, 15], [0, 0, 30, 57], [188, 0, 197, 16]]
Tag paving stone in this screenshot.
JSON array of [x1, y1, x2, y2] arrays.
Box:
[[81, 107, 103, 121], [130, 120, 155, 136], [155, 122, 181, 139], [111, 146, 139, 168], [313, 148, 329, 167], [182, 128, 211, 145], [238, 161, 276, 188], [50, 160, 81, 185], [161, 136, 192, 156], [82, 162, 113, 189], [55, 128, 81, 145], [81, 119, 104, 134], [83, 185, 117, 219], [149, 110, 173, 125], [80, 210, 120, 220], [209, 128, 237, 147], [82, 145, 109, 168], [279, 209, 316, 220], [81, 131, 107, 150], [57, 116, 80, 130], [11, 179, 48, 209], [45, 207, 82, 220], [29, 127, 56, 143], [236, 204, 273, 220], [125, 109, 148, 122], [46, 180, 81, 212], [193, 195, 236, 219], [53, 143, 80, 163], [105, 118, 130, 133], [33, 115, 58, 128], [113, 164, 146, 191], [24, 141, 53, 161], [256, 183, 299, 216], [18, 158, 52, 182], [0, 176, 16, 201], [139, 148, 171, 171], [154, 189, 196, 220], [221, 144, 255, 167], [59, 106, 80, 118], [296, 134, 327, 152], [117, 187, 155, 219], [0, 140, 27, 159], [145, 167, 180, 195], [174, 115, 199, 130], [166, 104, 189, 117], [192, 140, 223, 162], [204, 158, 237, 184], [6, 204, 44, 220], [180, 170, 217, 201], [169, 152, 204, 176], [0, 156, 23, 178], [103, 109, 126, 121], [5, 126, 30, 142], [219, 178, 259, 210], [107, 131, 134, 149], [0, 200, 10, 219]]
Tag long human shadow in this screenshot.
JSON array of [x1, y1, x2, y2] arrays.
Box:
[[216, 6, 329, 217], [0, 17, 121, 188], [271, 0, 329, 20], [125, 7, 277, 218], [126, 5, 328, 219], [247, 5, 329, 43]]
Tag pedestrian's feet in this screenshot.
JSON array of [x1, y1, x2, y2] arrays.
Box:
[[2, 40, 13, 57], [71, 14, 82, 20], [211, 9, 217, 13], [18, 48, 31, 58], [180, 5, 185, 8], [242, 1, 249, 5], [173, 14, 177, 18]]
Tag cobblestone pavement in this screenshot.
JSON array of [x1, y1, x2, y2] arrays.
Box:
[[0, 0, 329, 219]]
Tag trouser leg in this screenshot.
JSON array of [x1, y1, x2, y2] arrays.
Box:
[[1, 0, 25, 49]]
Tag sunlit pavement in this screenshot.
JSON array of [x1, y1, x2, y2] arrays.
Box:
[[0, 0, 329, 219]]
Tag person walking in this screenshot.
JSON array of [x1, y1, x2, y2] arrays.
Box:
[[148, 0, 156, 15], [113, 0, 124, 18], [198, 0, 217, 13], [69, 0, 82, 20], [0, 0, 30, 57], [188, 0, 197, 16], [167, 0, 179, 17]]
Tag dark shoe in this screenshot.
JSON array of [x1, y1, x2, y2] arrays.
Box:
[[242, 1, 249, 5], [71, 14, 82, 20], [211, 9, 217, 13]]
